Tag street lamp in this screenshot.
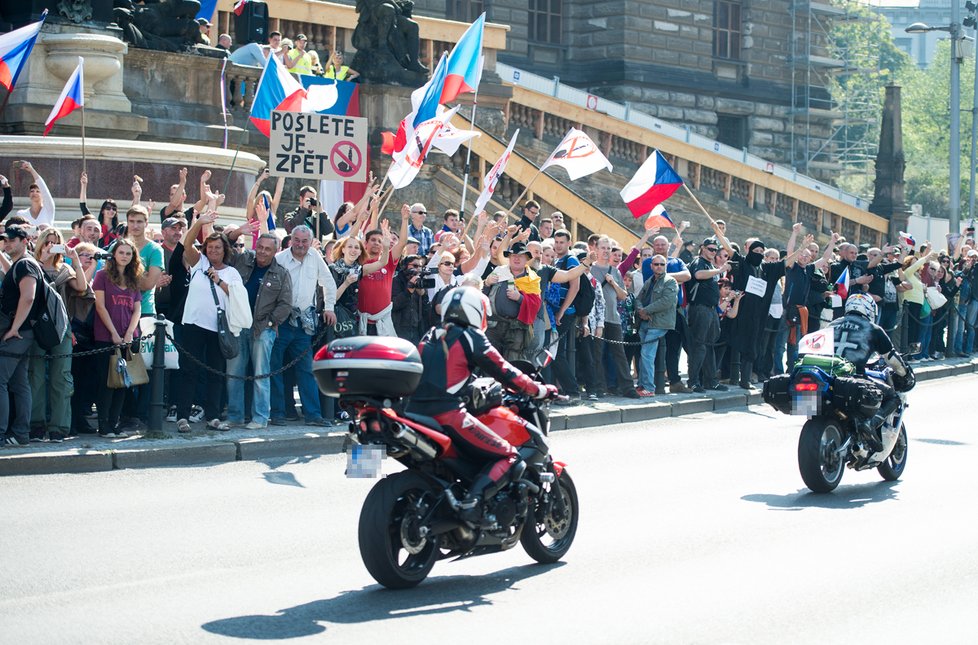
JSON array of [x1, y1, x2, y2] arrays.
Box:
[[907, 8, 963, 235]]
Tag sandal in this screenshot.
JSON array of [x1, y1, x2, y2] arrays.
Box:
[[176, 419, 191, 434], [207, 418, 231, 432]]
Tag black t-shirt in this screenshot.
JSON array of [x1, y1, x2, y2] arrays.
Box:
[[245, 264, 270, 311], [867, 261, 902, 300], [784, 263, 814, 308], [1, 257, 45, 321], [688, 257, 720, 306]]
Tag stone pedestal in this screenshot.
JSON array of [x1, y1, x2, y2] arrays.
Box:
[[1, 24, 147, 137]]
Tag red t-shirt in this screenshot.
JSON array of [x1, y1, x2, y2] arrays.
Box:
[[357, 255, 397, 315]]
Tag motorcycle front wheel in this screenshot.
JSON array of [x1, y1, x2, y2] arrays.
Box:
[[520, 470, 579, 564], [877, 423, 908, 481], [798, 418, 846, 493], [358, 471, 440, 589]]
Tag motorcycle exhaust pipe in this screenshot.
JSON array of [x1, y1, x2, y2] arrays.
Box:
[[393, 425, 439, 460]]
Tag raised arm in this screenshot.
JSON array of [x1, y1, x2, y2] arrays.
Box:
[[182, 210, 217, 268], [813, 232, 839, 271], [164, 167, 188, 217], [22, 161, 55, 226], [786, 222, 801, 257], [711, 218, 734, 257], [362, 220, 392, 275], [391, 204, 410, 260]]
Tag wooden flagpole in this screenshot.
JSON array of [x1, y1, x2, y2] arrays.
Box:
[[682, 183, 716, 225], [500, 166, 546, 222], [458, 89, 480, 218]]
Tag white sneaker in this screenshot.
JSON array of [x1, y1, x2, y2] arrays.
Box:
[[165, 406, 177, 423], [245, 421, 267, 430], [189, 405, 205, 423]]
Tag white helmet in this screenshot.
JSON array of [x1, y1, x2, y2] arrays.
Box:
[[845, 292, 877, 320], [441, 286, 491, 330]]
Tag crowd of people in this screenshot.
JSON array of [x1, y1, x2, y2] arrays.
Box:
[[0, 160, 971, 447]]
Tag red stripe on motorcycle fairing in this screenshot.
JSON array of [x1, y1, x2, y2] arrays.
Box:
[[552, 461, 566, 477], [488, 456, 516, 482], [380, 408, 453, 453]]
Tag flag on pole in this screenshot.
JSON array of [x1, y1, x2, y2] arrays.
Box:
[[898, 231, 916, 247], [620, 150, 684, 217], [473, 129, 519, 214], [798, 329, 834, 356], [195, 0, 218, 20], [0, 10, 47, 92], [644, 204, 675, 230], [834, 266, 849, 301], [249, 53, 305, 136], [386, 106, 461, 189], [233, 0, 250, 16], [441, 13, 485, 104], [541, 127, 612, 181], [43, 57, 83, 136]]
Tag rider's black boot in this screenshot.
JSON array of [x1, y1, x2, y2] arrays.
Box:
[[856, 418, 884, 452]]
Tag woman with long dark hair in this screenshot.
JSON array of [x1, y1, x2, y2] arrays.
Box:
[[92, 238, 144, 438]]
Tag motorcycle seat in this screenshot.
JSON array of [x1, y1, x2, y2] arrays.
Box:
[[403, 412, 449, 435]]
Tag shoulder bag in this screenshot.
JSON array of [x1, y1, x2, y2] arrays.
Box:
[[210, 275, 240, 359]]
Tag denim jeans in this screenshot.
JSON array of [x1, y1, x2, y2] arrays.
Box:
[[227, 328, 276, 425], [271, 322, 321, 421], [638, 327, 668, 391]]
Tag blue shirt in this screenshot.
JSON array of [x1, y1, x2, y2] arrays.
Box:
[[555, 253, 580, 316], [408, 223, 434, 257]]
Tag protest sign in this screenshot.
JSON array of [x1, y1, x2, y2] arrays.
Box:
[[269, 110, 368, 182]]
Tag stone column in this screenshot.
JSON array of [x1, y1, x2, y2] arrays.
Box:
[[870, 84, 911, 240]]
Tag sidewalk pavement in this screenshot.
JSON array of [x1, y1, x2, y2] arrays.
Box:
[[2, 356, 973, 476]]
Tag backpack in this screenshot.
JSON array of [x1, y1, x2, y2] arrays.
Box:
[[557, 255, 594, 318], [29, 262, 69, 351]]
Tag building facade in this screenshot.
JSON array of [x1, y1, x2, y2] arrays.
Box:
[[393, 0, 840, 180]]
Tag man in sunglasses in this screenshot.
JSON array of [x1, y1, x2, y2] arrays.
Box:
[[635, 254, 678, 397], [686, 238, 731, 393], [407, 202, 433, 256]]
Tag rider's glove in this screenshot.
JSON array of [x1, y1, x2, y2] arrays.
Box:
[[534, 383, 559, 400]]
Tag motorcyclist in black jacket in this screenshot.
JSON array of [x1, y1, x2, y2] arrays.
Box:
[[828, 293, 912, 451]]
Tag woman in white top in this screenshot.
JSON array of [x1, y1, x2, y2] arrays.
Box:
[[13, 161, 54, 227], [174, 211, 244, 432]]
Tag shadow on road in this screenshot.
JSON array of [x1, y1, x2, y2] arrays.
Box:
[[741, 481, 900, 511], [201, 562, 564, 639], [914, 438, 969, 446]]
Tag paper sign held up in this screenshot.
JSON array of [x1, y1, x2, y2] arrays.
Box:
[[269, 111, 368, 182]]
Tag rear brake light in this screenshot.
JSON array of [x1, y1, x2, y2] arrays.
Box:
[[794, 382, 820, 392]]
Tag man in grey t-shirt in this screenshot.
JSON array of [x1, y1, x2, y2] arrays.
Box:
[[590, 236, 639, 398]]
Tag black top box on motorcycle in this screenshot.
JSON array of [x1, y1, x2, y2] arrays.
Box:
[[313, 336, 423, 398]]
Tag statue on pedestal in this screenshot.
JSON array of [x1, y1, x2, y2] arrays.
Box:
[[351, 0, 429, 86], [112, 0, 204, 52]]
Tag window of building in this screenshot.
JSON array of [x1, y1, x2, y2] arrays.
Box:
[[716, 114, 748, 150], [714, 0, 742, 60], [529, 0, 562, 45], [447, 0, 484, 23]]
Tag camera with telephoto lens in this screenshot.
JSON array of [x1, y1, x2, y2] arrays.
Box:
[[307, 198, 318, 207], [93, 251, 113, 261], [420, 267, 438, 289]]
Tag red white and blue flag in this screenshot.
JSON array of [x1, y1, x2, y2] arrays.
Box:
[[233, 0, 250, 16], [0, 11, 47, 92], [249, 53, 306, 136], [441, 13, 485, 104], [620, 149, 684, 218], [899, 231, 916, 247], [644, 204, 675, 230], [835, 266, 850, 301], [43, 57, 83, 136]]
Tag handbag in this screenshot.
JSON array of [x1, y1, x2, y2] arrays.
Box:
[[210, 276, 239, 359], [924, 285, 947, 310], [107, 347, 148, 389]]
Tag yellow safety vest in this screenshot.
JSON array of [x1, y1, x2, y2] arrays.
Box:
[[289, 49, 315, 75], [324, 64, 351, 80]]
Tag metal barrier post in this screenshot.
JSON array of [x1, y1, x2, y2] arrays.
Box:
[[149, 315, 167, 432]]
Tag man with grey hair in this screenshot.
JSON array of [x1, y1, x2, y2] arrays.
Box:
[[407, 202, 434, 256], [227, 232, 294, 429], [271, 224, 336, 426], [830, 241, 873, 319]]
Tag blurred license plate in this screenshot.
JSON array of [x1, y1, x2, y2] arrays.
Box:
[[792, 393, 821, 416], [346, 444, 385, 478]]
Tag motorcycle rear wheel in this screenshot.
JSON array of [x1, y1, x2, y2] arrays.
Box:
[[358, 471, 439, 589], [798, 418, 846, 493], [520, 470, 579, 564], [877, 423, 908, 481]]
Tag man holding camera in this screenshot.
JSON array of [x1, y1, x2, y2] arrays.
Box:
[[392, 255, 430, 344], [284, 186, 333, 238]]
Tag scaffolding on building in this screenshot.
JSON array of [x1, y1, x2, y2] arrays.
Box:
[[790, 0, 879, 193]]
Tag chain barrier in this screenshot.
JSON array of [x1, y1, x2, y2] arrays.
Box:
[[0, 342, 124, 361], [164, 326, 330, 381]]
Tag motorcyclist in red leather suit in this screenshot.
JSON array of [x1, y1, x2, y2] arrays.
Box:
[[407, 285, 557, 526]]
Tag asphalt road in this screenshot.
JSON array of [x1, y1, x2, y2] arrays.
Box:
[[2, 375, 976, 644]]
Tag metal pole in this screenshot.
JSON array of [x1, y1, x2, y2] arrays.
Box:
[[149, 315, 167, 433], [970, 21, 978, 223], [951, 7, 962, 236]]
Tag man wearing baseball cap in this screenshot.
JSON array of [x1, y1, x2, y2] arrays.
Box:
[[0, 225, 43, 446], [485, 242, 542, 361]]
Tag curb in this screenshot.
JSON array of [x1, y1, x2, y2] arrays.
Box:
[[1, 358, 973, 476]]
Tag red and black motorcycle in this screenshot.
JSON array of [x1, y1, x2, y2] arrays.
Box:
[[313, 336, 579, 589]]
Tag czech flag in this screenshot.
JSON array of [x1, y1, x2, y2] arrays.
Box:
[[441, 13, 484, 104], [899, 231, 916, 247], [835, 266, 849, 301], [249, 52, 307, 137], [43, 57, 83, 136], [0, 10, 47, 92], [644, 204, 675, 230], [620, 149, 684, 218], [233, 0, 250, 16]]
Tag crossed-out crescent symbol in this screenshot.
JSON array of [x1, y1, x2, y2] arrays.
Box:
[[552, 136, 596, 160]]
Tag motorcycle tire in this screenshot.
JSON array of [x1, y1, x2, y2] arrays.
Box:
[[877, 423, 908, 482], [798, 418, 846, 493], [358, 471, 440, 589], [520, 470, 579, 564]]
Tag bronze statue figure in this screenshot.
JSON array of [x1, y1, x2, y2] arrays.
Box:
[[351, 0, 429, 85], [113, 0, 205, 52]]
